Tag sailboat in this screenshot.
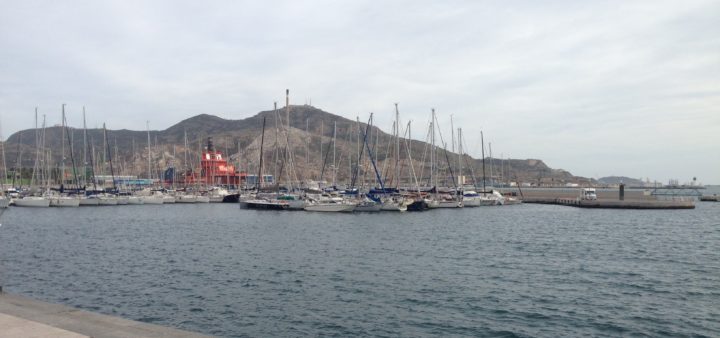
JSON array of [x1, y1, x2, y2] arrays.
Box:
[[0, 115, 10, 208], [426, 109, 462, 209], [141, 122, 166, 205], [78, 107, 100, 206], [15, 108, 50, 207], [303, 190, 356, 212], [49, 105, 81, 207], [94, 123, 118, 206], [378, 104, 411, 211], [240, 115, 290, 210]]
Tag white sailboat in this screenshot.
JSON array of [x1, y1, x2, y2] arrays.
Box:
[[304, 200, 356, 212], [175, 193, 197, 203], [15, 196, 51, 207], [16, 109, 50, 207], [127, 196, 144, 205], [96, 193, 118, 205], [79, 195, 100, 206], [144, 192, 166, 204], [49, 194, 81, 207]]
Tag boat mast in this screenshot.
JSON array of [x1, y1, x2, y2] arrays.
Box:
[[29, 108, 38, 189], [431, 108, 435, 191], [450, 114, 455, 154], [481, 131, 486, 193], [146, 121, 151, 183], [103, 123, 116, 191], [12, 130, 22, 188], [62, 105, 80, 192], [332, 120, 336, 186], [0, 115, 6, 189], [458, 127, 463, 187], [489, 142, 494, 188], [319, 120, 323, 182], [41, 115, 48, 191], [61, 104, 66, 188], [257, 116, 266, 190], [395, 103, 400, 189], [184, 129, 189, 187], [403, 120, 421, 193], [82, 107, 87, 188]]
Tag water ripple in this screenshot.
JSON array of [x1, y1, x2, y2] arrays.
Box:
[[0, 202, 719, 337]]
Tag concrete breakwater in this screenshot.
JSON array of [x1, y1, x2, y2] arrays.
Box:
[[506, 188, 695, 209], [524, 197, 695, 209], [0, 292, 211, 338]]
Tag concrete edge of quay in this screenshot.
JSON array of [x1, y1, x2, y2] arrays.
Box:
[[0, 291, 213, 338]]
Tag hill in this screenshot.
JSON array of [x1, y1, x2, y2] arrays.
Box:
[[1, 105, 591, 186]]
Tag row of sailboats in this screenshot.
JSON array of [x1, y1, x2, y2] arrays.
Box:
[[238, 92, 517, 213], [3, 105, 214, 208]]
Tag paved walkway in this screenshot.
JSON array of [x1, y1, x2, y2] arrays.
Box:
[[0, 292, 211, 338]]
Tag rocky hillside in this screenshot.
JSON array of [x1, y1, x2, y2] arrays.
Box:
[[1, 105, 590, 186]]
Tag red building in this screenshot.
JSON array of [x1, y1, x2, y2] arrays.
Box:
[[176, 137, 246, 186]]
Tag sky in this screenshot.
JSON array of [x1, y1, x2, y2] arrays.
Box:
[[1, 0, 718, 184]]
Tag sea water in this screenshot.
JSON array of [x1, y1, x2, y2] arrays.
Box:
[[1, 201, 718, 337]]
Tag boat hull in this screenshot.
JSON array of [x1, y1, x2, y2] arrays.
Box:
[[79, 197, 99, 206], [143, 196, 165, 205], [355, 202, 381, 212], [209, 196, 225, 203], [97, 197, 118, 206], [222, 194, 240, 203], [14, 197, 50, 207], [427, 200, 463, 208], [406, 200, 428, 211], [304, 203, 356, 212], [49, 197, 80, 207], [127, 196, 144, 205], [241, 199, 289, 210], [175, 195, 197, 203]]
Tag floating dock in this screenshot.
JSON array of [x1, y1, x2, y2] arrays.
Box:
[[0, 291, 210, 338], [523, 197, 695, 209]]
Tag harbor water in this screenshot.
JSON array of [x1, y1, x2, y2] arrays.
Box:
[[1, 201, 719, 337]]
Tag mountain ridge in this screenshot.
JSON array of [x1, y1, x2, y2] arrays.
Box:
[[1, 105, 590, 186]]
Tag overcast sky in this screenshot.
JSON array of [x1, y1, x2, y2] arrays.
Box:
[[1, 0, 718, 183]]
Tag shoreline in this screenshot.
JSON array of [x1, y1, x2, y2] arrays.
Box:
[[0, 291, 211, 338]]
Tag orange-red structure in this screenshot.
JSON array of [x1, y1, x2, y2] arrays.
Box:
[[176, 137, 246, 186]]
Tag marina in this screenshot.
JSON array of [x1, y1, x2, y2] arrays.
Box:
[[1, 1, 717, 337]]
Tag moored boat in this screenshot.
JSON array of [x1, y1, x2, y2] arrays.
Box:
[[79, 195, 100, 206], [49, 195, 80, 207], [354, 199, 381, 212], [175, 194, 197, 203], [162, 194, 176, 204], [241, 199, 289, 210], [304, 201, 356, 212], [128, 196, 144, 205], [97, 194, 118, 206], [14, 196, 51, 207], [115, 196, 129, 205], [143, 195, 165, 205]]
